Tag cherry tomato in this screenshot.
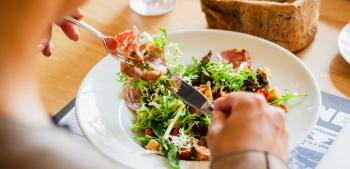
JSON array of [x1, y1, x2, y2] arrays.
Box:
[[256, 88, 268, 100], [144, 129, 153, 136]]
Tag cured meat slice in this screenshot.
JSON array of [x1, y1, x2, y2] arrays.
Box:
[[120, 43, 167, 81], [219, 49, 252, 69], [116, 27, 167, 81], [123, 85, 142, 111]]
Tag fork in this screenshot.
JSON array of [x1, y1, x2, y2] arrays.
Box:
[[66, 17, 215, 115], [65, 16, 133, 65]]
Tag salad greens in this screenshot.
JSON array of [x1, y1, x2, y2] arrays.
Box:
[[174, 57, 259, 93], [153, 28, 167, 52], [270, 93, 307, 105], [118, 29, 305, 169]]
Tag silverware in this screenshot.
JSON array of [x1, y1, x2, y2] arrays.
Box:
[[66, 16, 214, 115], [65, 17, 133, 65], [168, 77, 215, 115]]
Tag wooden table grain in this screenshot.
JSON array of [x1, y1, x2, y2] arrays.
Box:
[[37, 0, 350, 116]]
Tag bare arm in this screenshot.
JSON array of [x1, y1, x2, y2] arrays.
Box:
[[0, 0, 61, 127], [0, 0, 84, 127]]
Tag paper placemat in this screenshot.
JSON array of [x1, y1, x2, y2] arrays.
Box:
[[54, 92, 350, 169]]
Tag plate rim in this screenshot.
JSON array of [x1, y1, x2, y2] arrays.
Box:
[[338, 23, 350, 64], [75, 28, 321, 167]]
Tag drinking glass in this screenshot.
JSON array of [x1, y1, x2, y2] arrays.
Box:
[[129, 0, 176, 16]]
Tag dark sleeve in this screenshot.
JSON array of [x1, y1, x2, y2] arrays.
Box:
[[211, 151, 288, 169]]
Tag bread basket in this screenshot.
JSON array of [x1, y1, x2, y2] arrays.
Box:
[[201, 0, 320, 52]]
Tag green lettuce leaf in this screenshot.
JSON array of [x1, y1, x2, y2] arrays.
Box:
[[136, 135, 152, 147], [153, 28, 167, 52], [270, 93, 307, 105], [157, 137, 180, 169]]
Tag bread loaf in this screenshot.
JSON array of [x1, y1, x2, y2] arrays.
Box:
[[201, 0, 320, 52]]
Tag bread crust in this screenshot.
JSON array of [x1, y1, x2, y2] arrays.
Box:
[[201, 0, 320, 52]]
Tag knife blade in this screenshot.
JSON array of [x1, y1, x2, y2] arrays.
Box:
[[168, 77, 215, 115]]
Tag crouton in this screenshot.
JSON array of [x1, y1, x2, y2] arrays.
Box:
[[145, 139, 161, 151], [195, 146, 209, 161], [267, 87, 282, 102]]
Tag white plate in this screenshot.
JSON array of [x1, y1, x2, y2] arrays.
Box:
[[76, 29, 321, 169], [338, 23, 350, 64]]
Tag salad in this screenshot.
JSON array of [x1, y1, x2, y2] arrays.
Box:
[[115, 28, 304, 169]]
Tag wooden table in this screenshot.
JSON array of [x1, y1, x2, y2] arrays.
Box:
[[37, 0, 350, 116]]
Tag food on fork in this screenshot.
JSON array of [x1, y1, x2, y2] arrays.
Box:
[[116, 28, 167, 81]]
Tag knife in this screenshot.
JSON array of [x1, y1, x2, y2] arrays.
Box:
[[168, 77, 215, 115]]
